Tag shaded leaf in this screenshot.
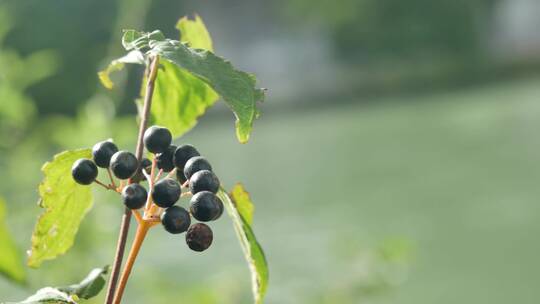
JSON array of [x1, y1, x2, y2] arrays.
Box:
[[151, 16, 219, 138], [0, 197, 26, 284], [8, 266, 108, 304], [218, 184, 268, 304], [27, 149, 93, 268]]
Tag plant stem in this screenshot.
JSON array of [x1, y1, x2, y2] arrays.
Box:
[[104, 55, 160, 304], [112, 223, 150, 304]]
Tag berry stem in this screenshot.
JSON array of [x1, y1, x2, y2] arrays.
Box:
[[132, 210, 143, 224], [112, 223, 150, 304], [94, 179, 115, 191], [165, 168, 177, 179], [107, 168, 117, 188], [104, 55, 160, 304]]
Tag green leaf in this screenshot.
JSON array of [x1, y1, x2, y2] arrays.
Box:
[[98, 50, 145, 89], [218, 184, 268, 304], [100, 21, 265, 143], [0, 197, 26, 284], [27, 149, 93, 268], [12, 287, 77, 304], [10, 266, 108, 303], [150, 16, 219, 138], [176, 15, 213, 50], [149, 34, 265, 143], [57, 266, 109, 299]]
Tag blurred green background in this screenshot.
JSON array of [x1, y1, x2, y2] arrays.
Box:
[[1, 0, 540, 303]]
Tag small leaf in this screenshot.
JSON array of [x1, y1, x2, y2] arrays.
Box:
[[98, 50, 145, 89], [229, 184, 254, 225], [0, 197, 26, 284], [10, 266, 108, 303], [218, 184, 268, 304], [13, 287, 76, 304], [27, 149, 93, 268], [151, 16, 218, 138], [57, 266, 109, 299], [176, 15, 213, 50]]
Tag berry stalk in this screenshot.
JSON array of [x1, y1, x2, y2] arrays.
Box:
[[104, 55, 160, 304], [112, 223, 150, 304]]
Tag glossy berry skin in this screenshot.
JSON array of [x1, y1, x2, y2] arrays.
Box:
[[174, 144, 200, 182], [143, 126, 172, 154], [184, 156, 212, 180], [92, 140, 118, 168], [189, 170, 220, 194], [189, 191, 224, 221], [186, 223, 213, 252], [152, 178, 181, 208], [173, 144, 200, 170], [110, 151, 138, 179], [72, 159, 98, 185], [122, 184, 147, 209], [161, 206, 191, 234], [156, 145, 176, 172]]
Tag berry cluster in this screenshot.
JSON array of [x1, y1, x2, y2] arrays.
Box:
[[71, 125, 224, 252]]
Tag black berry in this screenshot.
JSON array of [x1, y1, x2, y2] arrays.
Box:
[[161, 206, 191, 234], [184, 156, 212, 180], [110, 151, 138, 179], [189, 191, 223, 221], [173, 144, 200, 170], [186, 223, 213, 252], [92, 140, 118, 168], [143, 126, 172, 154], [152, 178, 181, 208], [189, 170, 220, 194], [156, 145, 176, 172], [122, 184, 147, 209], [72, 159, 98, 185]]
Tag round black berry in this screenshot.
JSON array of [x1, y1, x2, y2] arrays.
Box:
[[152, 178, 181, 208], [72, 159, 98, 185], [184, 156, 212, 180], [189, 191, 223, 221], [161, 206, 191, 234], [186, 223, 213, 252], [156, 145, 176, 172], [189, 170, 220, 194], [122, 184, 148, 209], [110, 151, 138, 179], [92, 140, 118, 168], [173, 144, 200, 170], [143, 126, 172, 154]]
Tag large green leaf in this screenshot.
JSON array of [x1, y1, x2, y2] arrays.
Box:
[[151, 16, 219, 138], [0, 197, 26, 284], [100, 18, 265, 143], [218, 184, 268, 304], [27, 149, 93, 268], [11, 266, 108, 303]]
